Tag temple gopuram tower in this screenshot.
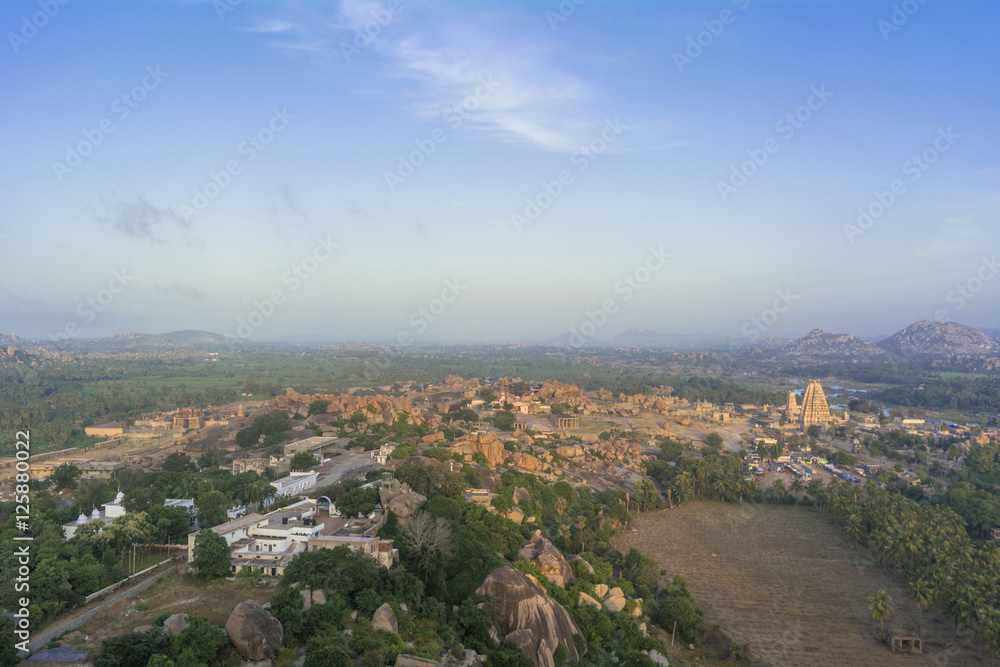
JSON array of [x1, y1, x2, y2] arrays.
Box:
[[799, 380, 831, 429]]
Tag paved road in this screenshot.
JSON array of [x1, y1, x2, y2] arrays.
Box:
[[313, 450, 381, 489]]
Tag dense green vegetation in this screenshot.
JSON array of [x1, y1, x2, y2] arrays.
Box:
[[273, 467, 681, 666], [875, 377, 1000, 413], [0, 463, 280, 631]]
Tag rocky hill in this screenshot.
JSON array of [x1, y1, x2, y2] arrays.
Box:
[[879, 321, 1000, 357], [781, 329, 886, 359]]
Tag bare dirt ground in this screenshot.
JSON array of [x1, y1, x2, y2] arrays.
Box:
[[58, 571, 278, 654], [613, 502, 984, 667]]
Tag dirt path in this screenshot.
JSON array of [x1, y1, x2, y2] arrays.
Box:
[[614, 503, 983, 667], [28, 558, 184, 654]]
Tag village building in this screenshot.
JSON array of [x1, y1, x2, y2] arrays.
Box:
[[187, 499, 396, 576], [84, 421, 125, 437], [271, 471, 319, 497], [64, 492, 194, 539]]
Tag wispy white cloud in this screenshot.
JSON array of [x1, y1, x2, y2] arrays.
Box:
[[241, 19, 296, 33], [240, 1, 605, 152]]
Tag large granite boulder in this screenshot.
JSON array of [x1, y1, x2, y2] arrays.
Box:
[[372, 603, 398, 634], [448, 432, 506, 468], [163, 613, 189, 636], [475, 567, 581, 667], [602, 592, 627, 613], [517, 531, 574, 588], [512, 486, 532, 504], [225, 600, 283, 661], [510, 452, 542, 471], [441, 648, 486, 667], [386, 490, 426, 518]]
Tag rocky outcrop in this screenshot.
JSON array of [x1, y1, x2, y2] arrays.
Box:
[[577, 592, 601, 609], [881, 321, 1000, 357], [646, 649, 670, 666], [505, 507, 525, 525], [301, 588, 312, 612], [163, 613, 189, 636], [440, 648, 486, 667], [512, 486, 531, 505], [537, 381, 582, 402], [517, 531, 574, 588], [372, 603, 398, 634], [556, 445, 584, 459], [602, 589, 627, 613], [510, 452, 543, 471], [225, 600, 283, 661], [272, 389, 432, 428], [475, 567, 581, 667], [448, 431, 506, 468], [385, 490, 426, 518]]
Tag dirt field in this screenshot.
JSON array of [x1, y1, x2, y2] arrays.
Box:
[[613, 502, 984, 667], [57, 571, 278, 653]]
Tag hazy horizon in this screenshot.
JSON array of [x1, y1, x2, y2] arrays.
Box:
[[3, 0, 998, 345]]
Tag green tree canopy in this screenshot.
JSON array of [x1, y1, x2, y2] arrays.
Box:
[[191, 529, 231, 579]]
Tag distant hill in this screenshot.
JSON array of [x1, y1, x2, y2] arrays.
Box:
[[781, 329, 886, 359], [0, 333, 28, 347], [608, 329, 780, 348], [879, 321, 1000, 357], [0, 330, 247, 351], [610, 329, 675, 347], [104, 330, 236, 347]]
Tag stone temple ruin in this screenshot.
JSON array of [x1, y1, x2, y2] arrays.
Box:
[[785, 379, 830, 430]]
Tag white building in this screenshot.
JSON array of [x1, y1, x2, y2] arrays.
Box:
[[187, 499, 323, 577], [371, 442, 397, 465], [271, 471, 318, 497], [63, 492, 194, 539]]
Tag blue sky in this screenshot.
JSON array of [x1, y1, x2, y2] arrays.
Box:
[[1, 0, 998, 345]]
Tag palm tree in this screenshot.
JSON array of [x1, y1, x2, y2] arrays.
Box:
[[845, 513, 865, 548], [869, 590, 894, 641], [789, 478, 803, 504], [909, 578, 934, 638], [770, 479, 786, 503]]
